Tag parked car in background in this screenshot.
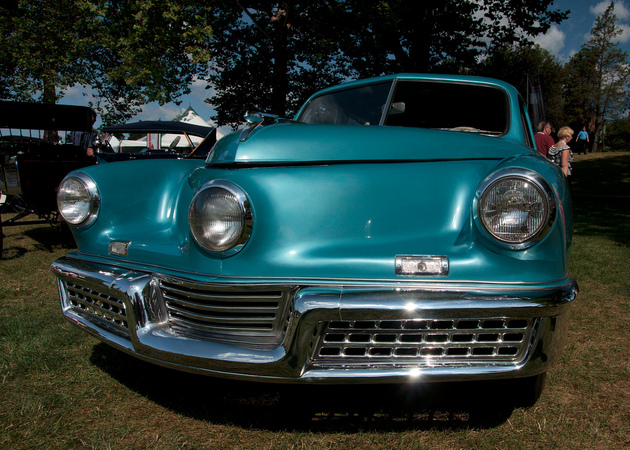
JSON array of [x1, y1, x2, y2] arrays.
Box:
[[0, 101, 97, 256], [98, 120, 217, 161], [0, 105, 217, 256], [51, 74, 577, 406]]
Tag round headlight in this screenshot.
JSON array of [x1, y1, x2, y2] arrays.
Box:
[[478, 170, 555, 248], [57, 172, 100, 228], [189, 180, 252, 255]]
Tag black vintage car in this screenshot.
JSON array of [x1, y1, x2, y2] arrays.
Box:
[[0, 101, 97, 256], [0, 102, 218, 256]]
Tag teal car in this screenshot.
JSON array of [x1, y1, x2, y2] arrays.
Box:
[[51, 74, 577, 405]]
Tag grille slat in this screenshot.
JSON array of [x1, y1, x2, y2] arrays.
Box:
[[313, 318, 536, 366], [162, 293, 280, 312], [160, 278, 294, 346], [162, 284, 283, 301], [167, 304, 277, 324]]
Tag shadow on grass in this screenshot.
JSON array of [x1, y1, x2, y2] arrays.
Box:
[[0, 216, 76, 260], [571, 154, 630, 247], [90, 344, 520, 432], [23, 224, 77, 252]]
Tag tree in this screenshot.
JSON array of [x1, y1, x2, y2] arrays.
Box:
[[331, 0, 569, 76], [0, 0, 98, 103], [0, 0, 213, 123], [206, 1, 351, 127], [480, 44, 566, 129], [564, 2, 630, 152], [206, 0, 569, 127], [91, 0, 214, 123]]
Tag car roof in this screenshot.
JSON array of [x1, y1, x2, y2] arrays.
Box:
[[101, 121, 214, 137], [0, 101, 96, 131]]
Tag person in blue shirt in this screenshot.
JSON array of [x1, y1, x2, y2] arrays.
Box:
[[576, 126, 589, 154]]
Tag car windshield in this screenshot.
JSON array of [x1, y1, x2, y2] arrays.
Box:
[[298, 82, 391, 126], [299, 80, 509, 134]]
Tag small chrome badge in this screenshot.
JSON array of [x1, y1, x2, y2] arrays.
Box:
[[109, 241, 131, 257], [395, 255, 449, 276]]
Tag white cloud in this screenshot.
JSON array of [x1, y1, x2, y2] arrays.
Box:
[[618, 23, 630, 42], [190, 77, 215, 99], [591, 1, 630, 20], [533, 24, 566, 55], [135, 103, 184, 122]]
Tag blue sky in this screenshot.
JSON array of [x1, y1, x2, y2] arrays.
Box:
[[534, 0, 630, 60], [61, 0, 630, 127]]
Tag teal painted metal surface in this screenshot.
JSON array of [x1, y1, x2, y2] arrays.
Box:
[[71, 151, 570, 285]]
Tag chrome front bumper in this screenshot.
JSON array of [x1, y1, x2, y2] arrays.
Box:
[[51, 255, 577, 383]]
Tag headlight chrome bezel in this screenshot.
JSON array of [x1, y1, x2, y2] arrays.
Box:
[[57, 171, 100, 229], [188, 180, 253, 257], [476, 168, 556, 250]]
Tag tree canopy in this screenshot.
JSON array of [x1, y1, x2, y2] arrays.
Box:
[[0, 0, 97, 103], [205, 0, 570, 126], [480, 44, 565, 129], [14, 0, 630, 135], [0, 0, 213, 123]]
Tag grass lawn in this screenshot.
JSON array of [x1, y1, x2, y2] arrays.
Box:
[[1, 152, 629, 449]]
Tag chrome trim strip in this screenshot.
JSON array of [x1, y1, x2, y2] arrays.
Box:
[[69, 250, 574, 290], [378, 80, 398, 126]]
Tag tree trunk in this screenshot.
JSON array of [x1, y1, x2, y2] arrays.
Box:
[[591, 121, 604, 152], [42, 74, 56, 104], [407, 4, 437, 72], [270, 3, 292, 117]]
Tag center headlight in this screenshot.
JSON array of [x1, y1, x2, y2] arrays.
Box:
[[477, 169, 556, 248], [189, 180, 252, 256], [57, 172, 100, 228]]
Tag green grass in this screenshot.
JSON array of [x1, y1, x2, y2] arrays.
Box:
[[1, 153, 629, 449]]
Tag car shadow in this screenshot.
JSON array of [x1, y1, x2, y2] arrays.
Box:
[[1, 212, 76, 259], [23, 224, 77, 252], [90, 343, 518, 432]]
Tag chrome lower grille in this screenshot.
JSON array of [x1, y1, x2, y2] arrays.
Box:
[[159, 278, 294, 346], [64, 282, 129, 337], [312, 318, 539, 366]]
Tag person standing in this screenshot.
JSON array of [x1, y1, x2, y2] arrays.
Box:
[[576, 126, 590, 154], [548, 127, 574, 177], [71, 111, 97, 156], [534, 121, 554, 158]]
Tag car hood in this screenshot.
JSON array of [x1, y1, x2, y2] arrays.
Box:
[[207, 123, 533, 165]]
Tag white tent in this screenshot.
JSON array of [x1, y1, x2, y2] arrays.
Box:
[[113, 106, 213, 151]]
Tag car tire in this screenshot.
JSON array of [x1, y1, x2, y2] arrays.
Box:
[[10, 195, 27, 214]]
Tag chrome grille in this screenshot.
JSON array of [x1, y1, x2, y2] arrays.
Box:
[[64, 282, 129, 337], [312, 318, 538, 365], [159, 278, 294, 346]]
